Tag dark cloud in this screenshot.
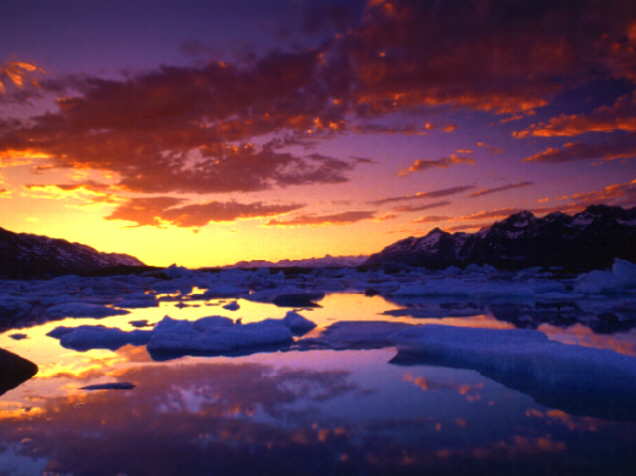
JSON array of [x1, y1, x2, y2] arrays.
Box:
[[107, 197, 304, 228], [370, 186, 474, 205], [266, 210, 375, 227], [447, 224, 483, 232], [398, 154, 475, 176], [469, 181, 534, 198], [457, 208, 525, 221], [523, 135, 636, 163], [392, 200, 452, 213], [556, 178, 636, 208], [3, 0, 636, 215], [412, 215, 451, 224], [344, 0, 636, 117]]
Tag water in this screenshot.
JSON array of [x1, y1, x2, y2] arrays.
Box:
[[0, 292, 635, 475]]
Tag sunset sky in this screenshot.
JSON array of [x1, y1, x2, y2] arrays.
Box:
[[2, 0, 636, 267]]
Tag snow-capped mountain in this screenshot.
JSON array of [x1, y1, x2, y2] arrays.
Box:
[[228, 254, 368, 269], [0, 227, 144, 278], [365, 205, 636, 270]]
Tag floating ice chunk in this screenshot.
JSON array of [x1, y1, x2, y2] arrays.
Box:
[[81, 382, 135, 390], [612, 258, 636, 286], [390, 324, 636, 420], [46, 302, 129, 318], [303, 321, 413, 350], [272, 292, 325, 307], [223, 301, 240, 311], [47, 325, 152, 351], [202, 284, 247, 298], [0, 297, 32, 320], [116, 293, 158, 308], [192, 315, 234, 331], [147, 316, 293, 356], [393, 283, 429, 296], [282, 311, 316, 335], [393, 278, 535, 297], [575, 258, 636, 294], [129, 319, 150, 328]]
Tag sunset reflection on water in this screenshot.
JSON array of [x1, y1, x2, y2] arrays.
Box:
[[0, 292, 634, 475]]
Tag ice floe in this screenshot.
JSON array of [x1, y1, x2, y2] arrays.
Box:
[[81, 382, 135, 391], [390, 324, 636, 420], [147, 316, 293, 357], [575, 259, 636, 294], [47, 325, 152, 351], [46, 302, 129, 318]]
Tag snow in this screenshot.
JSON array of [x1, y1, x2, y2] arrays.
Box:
[[571, 214, 593, 226], [618, 218, 636, 226], [415, 230, 443, 251]]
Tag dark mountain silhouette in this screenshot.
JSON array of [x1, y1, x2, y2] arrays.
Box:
[[0, 227, 144, 278], [365, 205, 636, 271]]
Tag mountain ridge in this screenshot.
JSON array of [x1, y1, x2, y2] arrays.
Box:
[[365, 204, 636, 271], [0, 226, 144, 278]]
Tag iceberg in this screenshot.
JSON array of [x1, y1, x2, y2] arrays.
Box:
[[147, 316, 293, 357]]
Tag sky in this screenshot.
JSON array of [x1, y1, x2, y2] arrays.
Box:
[[1, 0, 636, 267]]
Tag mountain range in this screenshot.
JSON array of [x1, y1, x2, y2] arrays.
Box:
[[365, 205, 636, 271], [227, 254, 368, 269], [0, 227, 144, 279]]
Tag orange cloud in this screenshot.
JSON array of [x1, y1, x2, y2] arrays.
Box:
[[24, 182, 123, 204], [475, 141, 503, 155], [0, 61, 44, 93], [107, 197, 304, 228], [523, 136, 636, 163], [514, 91, 636, 138], [266, 210, 375, 227]]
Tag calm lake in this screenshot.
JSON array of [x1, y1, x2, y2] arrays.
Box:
[[1, 291, 635, 475]]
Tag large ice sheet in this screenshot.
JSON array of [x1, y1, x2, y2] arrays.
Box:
[[390, 324, 636, 420]]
